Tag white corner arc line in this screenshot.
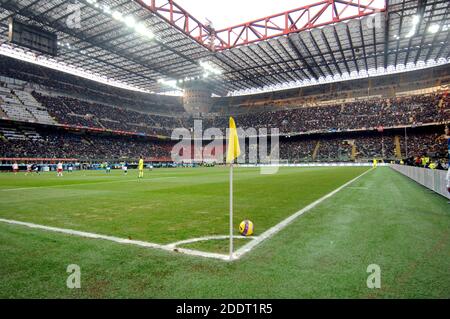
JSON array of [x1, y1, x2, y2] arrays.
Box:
[[233, 168, 374, 259], [166, 235, 258, 249]]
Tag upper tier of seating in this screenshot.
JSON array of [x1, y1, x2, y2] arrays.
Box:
[[31, 90, 449, 136], [14, 90, 56, 125], [0, 86, 56, 125]]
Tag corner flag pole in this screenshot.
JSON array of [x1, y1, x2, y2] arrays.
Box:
[[227, 117, 240, 261], [229, 162, 234, 260]]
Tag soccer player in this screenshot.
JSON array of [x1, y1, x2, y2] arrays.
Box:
[[122, 162, 128, 175], [57, 162, 63, 177], [372, 158, 378, 168], [26, 163, 32, 175], [32, 163, 40, 174], [12, 162, 19, 175], [138, 156, 144, 179]]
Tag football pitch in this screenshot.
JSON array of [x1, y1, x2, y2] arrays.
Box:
[[0, 166, 449, 298]]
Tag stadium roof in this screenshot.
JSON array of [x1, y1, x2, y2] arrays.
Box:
[[0, 0, 449, 97]]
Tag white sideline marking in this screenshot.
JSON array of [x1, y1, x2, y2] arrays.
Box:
[[233, 168, 374, 259], [0, 218, 229, 260], [0, 168, 373, 262], [0, 177, 177, 192]]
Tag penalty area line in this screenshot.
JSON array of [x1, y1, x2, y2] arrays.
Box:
[[233, 168, 374, 260]]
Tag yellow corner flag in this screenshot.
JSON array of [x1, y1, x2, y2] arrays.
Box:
[[227, 117, 240, 260], [226, 117, 241, 163]]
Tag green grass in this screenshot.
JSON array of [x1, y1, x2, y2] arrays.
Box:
[[0, 167, 449, 298], [0, 166, 367, 244]]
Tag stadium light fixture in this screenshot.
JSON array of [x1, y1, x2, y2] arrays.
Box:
[[200, 61, 222, 76], [412, 15, 420, 25], [0, 43, 152, 94], [112, 11, 123, 22], [157, 78, 183, 91], [134, 23, 146, 34], [227, 58, 450, 97], [134, 23, 154, 39], [428, 24, 440, 34], [102, 5, 111, 15], [405, 15, 420, 38], [124, 16, 136, 28], [99, 6, 155, 41]]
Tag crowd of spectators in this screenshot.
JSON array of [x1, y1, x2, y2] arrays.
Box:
[[1, 123, 446, 164], [0, 127, 173, 160], [32, 92, 179, 136], [231, 94, 447, 134], [279, 132, 447, 163], [30, 90, 448, 139]]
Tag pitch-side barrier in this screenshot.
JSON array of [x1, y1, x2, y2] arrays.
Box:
[[390, 164, 450, 199]]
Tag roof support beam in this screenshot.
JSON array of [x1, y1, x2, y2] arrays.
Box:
[[264, 41, 298, 82], [358, 19, 369, 71], [404, 0, 429, 65], [212, 0, 386, 50], [286, 36, 319, 79], [383, 0, 390, 68], [345, 23, 359, 73], [319, 29, 343, 75], [277, 39, 310, 80], [332, 26, 350, 74]]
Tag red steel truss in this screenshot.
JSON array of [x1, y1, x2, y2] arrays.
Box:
[[136, 0, 227, 50], [139, 0, 386, 51]]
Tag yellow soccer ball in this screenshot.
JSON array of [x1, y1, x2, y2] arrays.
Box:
[[239, 220, 254, 236]]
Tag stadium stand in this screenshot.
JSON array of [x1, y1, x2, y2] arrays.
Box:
[[0, 56, 185, 115], [0, 86, 36, 123], [30, 90, 448, 136], [0, 120, 446, 165], [0, 55, 448, 166], [13, 90, 56, 125], [0, 85, 55, 125], [279, 131, 447, 164], [0, 124, 172, 161]]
